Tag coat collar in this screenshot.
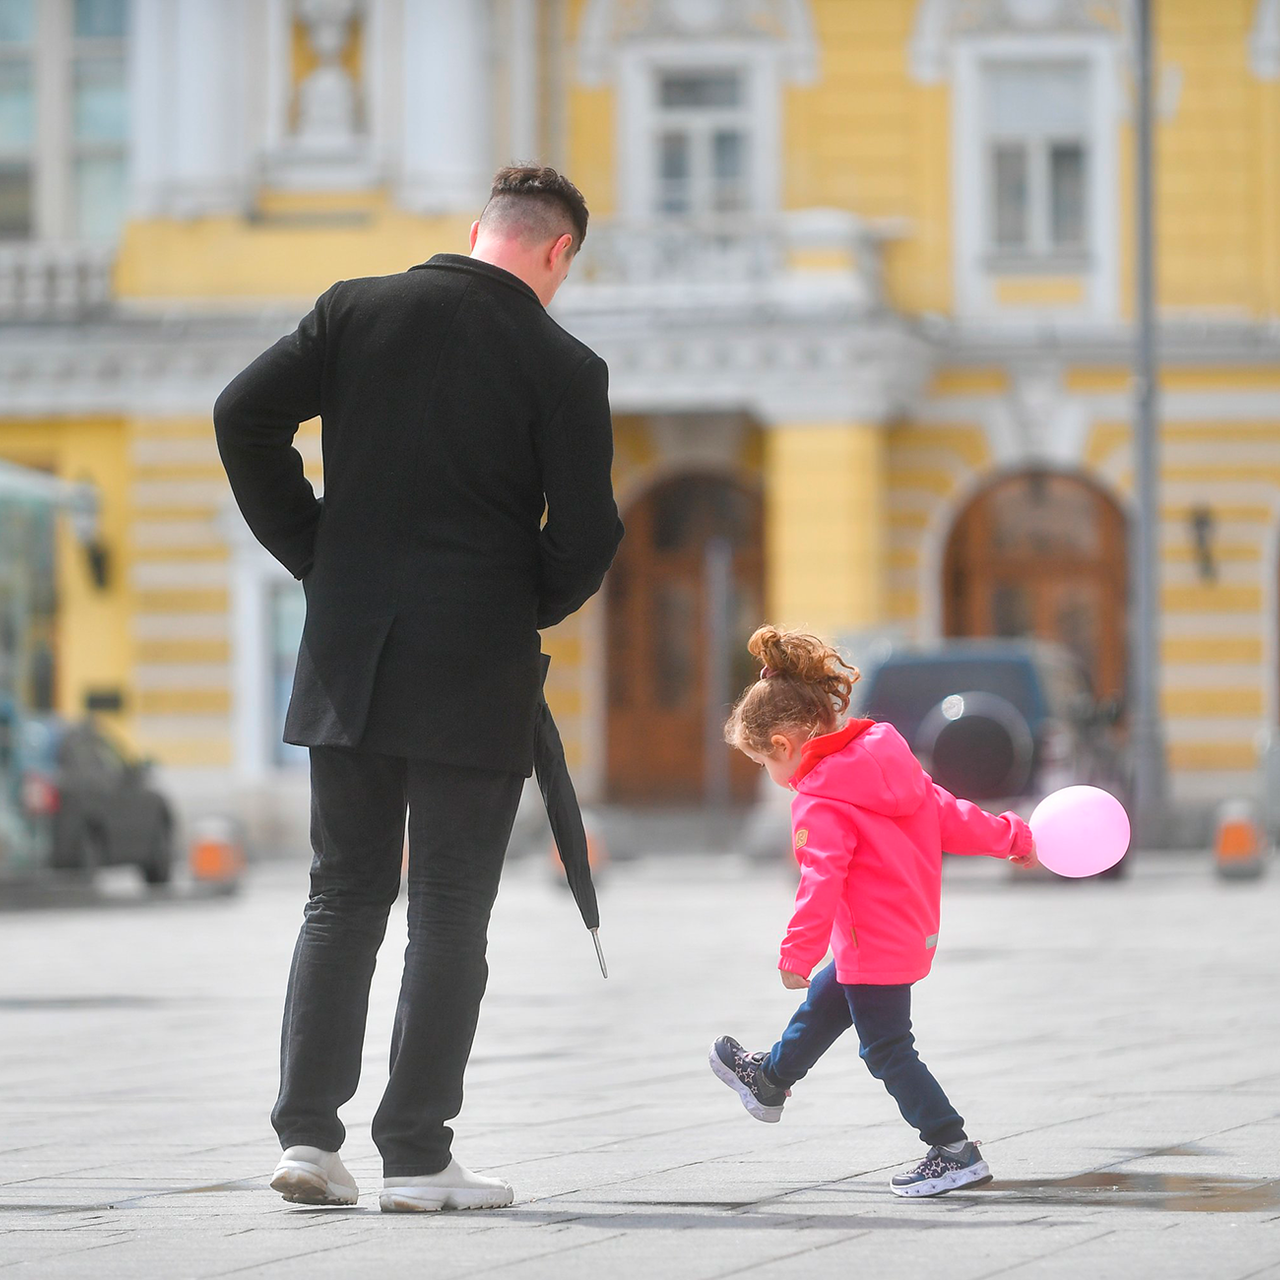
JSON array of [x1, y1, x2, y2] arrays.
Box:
[[411, 253, 543, 306], [789, 719, 875, 788]]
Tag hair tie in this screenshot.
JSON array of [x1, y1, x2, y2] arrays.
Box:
[[760, 665, 779, 680]]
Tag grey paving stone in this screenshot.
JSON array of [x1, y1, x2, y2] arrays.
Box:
[[0, 852, 1277, 1278]]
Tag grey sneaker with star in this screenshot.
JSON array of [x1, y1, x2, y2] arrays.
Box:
[[890, 1141, 992, 1198], [709, 1035, 790, 1123]]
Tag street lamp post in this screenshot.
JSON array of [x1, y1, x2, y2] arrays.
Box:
[[1131, 0, 1168, 846]]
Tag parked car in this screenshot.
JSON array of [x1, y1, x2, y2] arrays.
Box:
[[19, 716, 175, 886], [742, 640, 1130, 874]]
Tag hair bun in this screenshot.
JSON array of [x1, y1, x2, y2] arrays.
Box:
[[745, 624, 860, 713]]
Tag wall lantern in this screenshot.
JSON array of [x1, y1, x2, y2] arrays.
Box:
[[1189, 506, 1215, 583]]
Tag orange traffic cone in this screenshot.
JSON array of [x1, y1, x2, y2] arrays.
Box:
[[189, 816, 246, 893], [1214, 800, 1268, 880]]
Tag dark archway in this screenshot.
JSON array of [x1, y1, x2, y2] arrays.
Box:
[[944, 470, 1128, 698]]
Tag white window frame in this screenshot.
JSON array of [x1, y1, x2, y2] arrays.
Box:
[[953, 34, 1120, 320], [984, 62, 1091, 263], [616, 40, 781, 221], [0, 0, 131, 243]]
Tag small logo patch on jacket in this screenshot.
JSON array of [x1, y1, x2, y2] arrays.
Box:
[[794, 828, 808, 849]]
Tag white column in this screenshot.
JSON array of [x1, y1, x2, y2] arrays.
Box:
[[35, 0, 71, 239], [398, 0, 492, 212], [128, 0, 172, 217], [508, 0, 538, 162], [130, 0, 248, 218]]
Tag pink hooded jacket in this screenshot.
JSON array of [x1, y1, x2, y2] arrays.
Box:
[[778, 719, 1033, 985]]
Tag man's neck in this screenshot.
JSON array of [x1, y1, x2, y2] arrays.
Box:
[[470, 241, 547, 306]]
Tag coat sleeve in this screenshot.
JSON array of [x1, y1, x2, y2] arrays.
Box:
[[932, 783, 1033, 859], [533, 355, 624, 630], [778, 797, 856, 979], [213, 284, 338, 580]]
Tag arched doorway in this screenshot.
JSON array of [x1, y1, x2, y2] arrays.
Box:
[[944, 471, 1127, 698], [606, 473, 764, 804]]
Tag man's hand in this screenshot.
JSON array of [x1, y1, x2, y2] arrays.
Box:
[[780, 970, 810, 990], [1009, 840, 1039, 869]]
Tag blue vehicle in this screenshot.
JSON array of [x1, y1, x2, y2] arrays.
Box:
[[854, 640, 1128, 813]]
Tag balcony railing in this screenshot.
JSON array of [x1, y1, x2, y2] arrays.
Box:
[[0, 243, 115, 321], [561, 209, 900, 314]]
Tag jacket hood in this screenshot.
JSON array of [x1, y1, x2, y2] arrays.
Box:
[[794, 720, 930, 817]]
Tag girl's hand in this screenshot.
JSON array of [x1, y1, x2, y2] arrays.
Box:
[[780, 970, 810, 990], [1010, 840, 1039, 869]]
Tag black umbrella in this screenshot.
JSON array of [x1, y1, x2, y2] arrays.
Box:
[[534, 655, 607, 978]]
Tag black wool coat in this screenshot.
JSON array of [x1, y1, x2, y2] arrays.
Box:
[[213, 254, 624, 776]]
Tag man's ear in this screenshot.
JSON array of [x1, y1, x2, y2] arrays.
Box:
[[549, 232, 574, 269], [469, 220, 481, 250]]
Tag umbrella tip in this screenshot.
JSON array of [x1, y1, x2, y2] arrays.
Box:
[[590, 928, 608, 980]]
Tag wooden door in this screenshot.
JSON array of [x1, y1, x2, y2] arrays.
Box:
[[606, 474, 763, 804], [944, 471, 1127, 698]]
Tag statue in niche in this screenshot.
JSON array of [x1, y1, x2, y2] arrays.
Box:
[[293, 0, 362, 149]]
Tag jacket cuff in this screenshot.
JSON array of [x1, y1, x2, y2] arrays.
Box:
[[778, 952, 814, 978], [1003, 813, 1034, 860]]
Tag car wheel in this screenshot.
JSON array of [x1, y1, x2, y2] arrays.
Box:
[[141, 819, 174, 888]]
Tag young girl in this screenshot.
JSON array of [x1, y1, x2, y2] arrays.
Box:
[[711, 625, 1036, 1198]]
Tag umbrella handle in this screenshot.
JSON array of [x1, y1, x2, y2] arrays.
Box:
[[590, 928, 608, 980]]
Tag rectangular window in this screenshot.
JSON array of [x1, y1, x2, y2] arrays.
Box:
[[711, 129, 746, 213], [0, 0, 33, 44], [650, 67, 753, 218], [0, 6, 32, 241], [1049, 141, 1085, 248], [74, 153, 124, 240], [74, 0, 127, 39], [0, 161, 31, 236], [69, 6, 129, 243], [659, 70, 741, 110], [0, 57, 33, 146], [992, 143, 1028, 249], [983, 61, 1090, 261], [658, 130, 691, 214], [73, 55, 127, 143]]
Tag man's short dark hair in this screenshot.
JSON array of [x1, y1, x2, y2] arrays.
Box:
[[480, 165, 589, 253]]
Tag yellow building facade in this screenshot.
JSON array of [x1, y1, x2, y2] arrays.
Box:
[[2, 0, 1279, 838]]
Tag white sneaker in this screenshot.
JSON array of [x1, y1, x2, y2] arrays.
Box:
[[379, 1158, 514, 1213], [270, 1146, 359, 1206]]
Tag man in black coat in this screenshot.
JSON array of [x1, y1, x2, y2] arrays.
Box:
[[214, 166, 623, 1212]]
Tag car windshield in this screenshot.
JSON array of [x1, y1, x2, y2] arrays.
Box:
[[859, 657, 1046, 747]]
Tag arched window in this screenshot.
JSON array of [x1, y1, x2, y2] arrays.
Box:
[[944, 470, 1127, 698]]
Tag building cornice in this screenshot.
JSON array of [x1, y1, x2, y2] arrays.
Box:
[[3, 310, 1278, 421]]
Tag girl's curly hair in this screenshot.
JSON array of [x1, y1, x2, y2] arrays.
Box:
[[724, 625, 860, 756]]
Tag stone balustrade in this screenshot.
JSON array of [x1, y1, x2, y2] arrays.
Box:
[[0, 244, 115, 322]]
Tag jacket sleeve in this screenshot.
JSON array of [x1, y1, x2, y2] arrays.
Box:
[[213, 284, 338, 580], [778, 798, 856, 979], [533, 355, 624, 629], [932, 783, 1033, 859]]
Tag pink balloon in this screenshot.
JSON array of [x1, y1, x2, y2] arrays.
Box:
[[1029, 785, 1131, 878]]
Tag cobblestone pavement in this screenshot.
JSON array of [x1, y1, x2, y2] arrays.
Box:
[[1, 850, 1278, 1279]]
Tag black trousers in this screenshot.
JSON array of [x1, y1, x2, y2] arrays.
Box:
[[271, 745, 523, 1175]]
